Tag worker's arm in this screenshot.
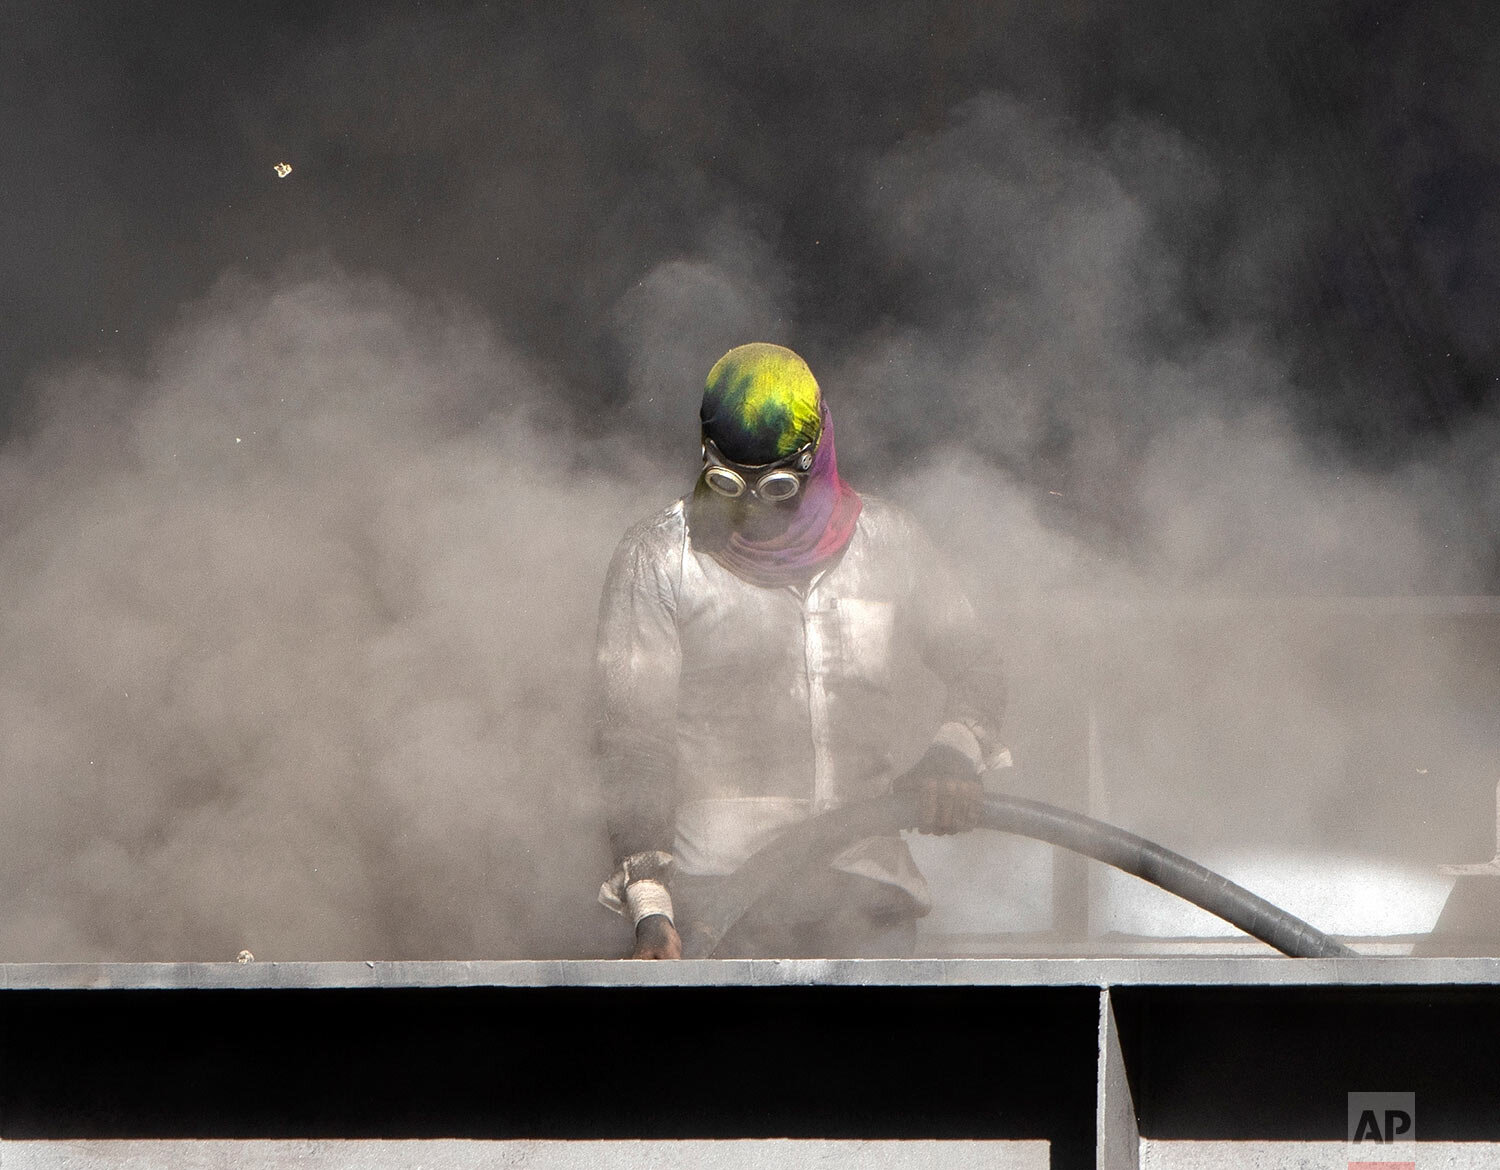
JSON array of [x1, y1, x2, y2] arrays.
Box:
[[594, 517, 684, 958], [900, 515, 1008, 834]]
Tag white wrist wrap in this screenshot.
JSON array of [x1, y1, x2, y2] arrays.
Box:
[[599, 850, 675, 919], [937, 720, 1013, 774], [624, 879, 674, 927], [934, 721, 985, 770]]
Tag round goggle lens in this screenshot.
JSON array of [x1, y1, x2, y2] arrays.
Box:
[[703, 466, 746, 497], [756, 471, 802, 502]]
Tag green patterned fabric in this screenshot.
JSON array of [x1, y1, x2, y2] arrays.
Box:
[[700, 343, 823, 465]]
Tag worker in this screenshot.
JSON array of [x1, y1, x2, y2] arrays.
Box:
[[595, 343, 1007, 958]]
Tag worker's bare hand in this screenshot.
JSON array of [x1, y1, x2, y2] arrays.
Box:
[[917, 776, 984, 835], [632, 914, 682, 959]]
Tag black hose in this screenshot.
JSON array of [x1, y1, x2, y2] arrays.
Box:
[[680, 791, 1358, 959]]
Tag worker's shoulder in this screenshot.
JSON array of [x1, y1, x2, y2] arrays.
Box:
[[854, 494, 929, 545], [613, 498, 688, 558], [855, 493, 906, 523]]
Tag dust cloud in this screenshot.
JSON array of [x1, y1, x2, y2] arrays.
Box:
[[0, 267, 672, 960], [854, 96, 1500, 925], [4, 61, 1498, 955]]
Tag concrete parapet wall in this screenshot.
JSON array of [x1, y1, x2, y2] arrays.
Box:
[[2, 959, 1498, 1170]]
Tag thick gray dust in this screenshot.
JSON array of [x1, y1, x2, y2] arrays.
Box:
[[859, 96, 1500, 920], [4, 44, 1498, 954], [0, 269, 678, 960]]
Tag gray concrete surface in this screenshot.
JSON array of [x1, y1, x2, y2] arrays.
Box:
[[1097, 991, 1140, 1170], [1141, 1141, 1490, 1169], [3, 955, 1500, 991], [1, 1140, 1051, 1169]]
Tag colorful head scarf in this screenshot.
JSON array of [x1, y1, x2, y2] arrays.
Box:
[[690, 344, 862, 587]]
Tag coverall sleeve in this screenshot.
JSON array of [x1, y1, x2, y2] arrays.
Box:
[[594, 519, 683, 863], [905, 516, 1008, 769]]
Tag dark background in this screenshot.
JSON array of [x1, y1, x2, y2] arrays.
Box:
[[6, 0, 1498, 469]]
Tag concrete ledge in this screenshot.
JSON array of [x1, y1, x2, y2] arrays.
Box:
[[4, 955, 1500, 990], [2, 1140, 1053, 1170]]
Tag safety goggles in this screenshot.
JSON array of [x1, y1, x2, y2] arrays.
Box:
[[700, 437, 817, 502]]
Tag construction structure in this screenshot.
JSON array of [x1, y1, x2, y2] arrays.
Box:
[[3, 956, 1499, 1168]]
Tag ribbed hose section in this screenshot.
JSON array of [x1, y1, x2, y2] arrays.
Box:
[[680, 791, 1358, 959]]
